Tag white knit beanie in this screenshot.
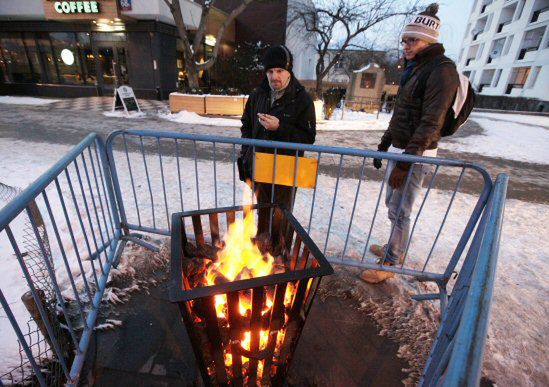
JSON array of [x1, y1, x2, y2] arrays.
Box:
[[402, 3, 441, 43]]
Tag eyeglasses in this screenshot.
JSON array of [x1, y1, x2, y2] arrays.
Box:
[[401, 37, 419, 46]]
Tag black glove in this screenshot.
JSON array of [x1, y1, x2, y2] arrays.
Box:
[[373, 158, 382, 169]]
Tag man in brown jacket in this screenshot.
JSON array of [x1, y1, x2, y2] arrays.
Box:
[[361, 3, 460, 283]]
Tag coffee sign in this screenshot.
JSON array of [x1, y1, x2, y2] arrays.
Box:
[[43, 0, 120, 20], [53, 1, 100, 14]]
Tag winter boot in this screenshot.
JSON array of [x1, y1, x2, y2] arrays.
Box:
[[360, 263, 395, 284], [369, 244, 405, 265]]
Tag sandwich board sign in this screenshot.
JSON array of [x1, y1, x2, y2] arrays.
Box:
[[113, 85, 141, 115]]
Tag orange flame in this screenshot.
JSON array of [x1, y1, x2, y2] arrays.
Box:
[[205, 208, 274, 286]]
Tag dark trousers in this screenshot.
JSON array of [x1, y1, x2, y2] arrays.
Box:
[[255, 182, 296, 246]]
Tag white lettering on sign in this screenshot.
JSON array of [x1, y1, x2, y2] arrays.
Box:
[[52, 1, 100, 14]]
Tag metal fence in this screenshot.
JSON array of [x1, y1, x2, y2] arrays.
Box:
[[106, 130, 492, 311], [0, 134, 121, 386], [421, 174, 507, 386], [0, 129, 505, 386]]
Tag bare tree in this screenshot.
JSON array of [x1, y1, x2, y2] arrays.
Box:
[[163, 0, 255, 89], [289, 0, 420, 95]]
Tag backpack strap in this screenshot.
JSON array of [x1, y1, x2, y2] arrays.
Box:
[[412, 56, 455, 99]]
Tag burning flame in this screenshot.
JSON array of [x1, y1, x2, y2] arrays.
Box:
[[205, 208, 274, 286], [198, 200, 298, 382]]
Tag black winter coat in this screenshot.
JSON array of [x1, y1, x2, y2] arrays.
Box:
[[240, 76, 316, 156], [379, 43, 459, 158]]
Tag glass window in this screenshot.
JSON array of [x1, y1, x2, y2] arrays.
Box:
[[21, 33, 44, 83], [97, 47, 116, 86], [0, 32, 34, 83], [526, 66, 541, 88], [492, 69, 502, 87], [50, 32, 85, 84], [360, 73, 376, 89], [35, 33, 59, 83], [510, 66, 531, 86], [503, 35, 514, 55], [176, 38, 186, 82], [76, 32, 97, 85]]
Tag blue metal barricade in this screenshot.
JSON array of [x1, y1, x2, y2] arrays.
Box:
[[420, 174, 508, 386], [1, 129, 505, 386], [0, 134, 121, 386], [106, 130, 493, 311]]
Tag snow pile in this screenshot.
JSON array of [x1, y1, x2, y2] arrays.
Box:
[[158, 110, 241, 127], [318, 109, 391, 131], [0, 96, 60, 105]]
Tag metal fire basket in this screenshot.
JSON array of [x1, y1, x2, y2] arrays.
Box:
[[169, 204, 333, 386]]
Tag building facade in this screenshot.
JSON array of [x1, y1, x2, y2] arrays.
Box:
[[0, 0, 221, 98], [457, 0, 548, 108], [0, 0, 317, 99], [207, 0, 318, 82]]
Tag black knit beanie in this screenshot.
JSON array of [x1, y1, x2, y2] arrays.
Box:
[[261, 45, 293, 72]]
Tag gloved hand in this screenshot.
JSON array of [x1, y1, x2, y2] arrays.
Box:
[[373, 158, 382, 169]]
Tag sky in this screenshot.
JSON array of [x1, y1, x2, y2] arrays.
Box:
[[437, 0, 476, 60], [354, 0, 475, 61]]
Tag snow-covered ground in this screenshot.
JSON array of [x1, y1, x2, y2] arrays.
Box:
[[442, 113, 549, 165], [319, 109, 392, 131], [1, 111, 548, 385], [0, 96, 60, 105], [103, 110, 147, 119], [159, 110, 242, 127]]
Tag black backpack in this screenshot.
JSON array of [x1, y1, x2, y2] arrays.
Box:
[[413, 57, 475, 137]]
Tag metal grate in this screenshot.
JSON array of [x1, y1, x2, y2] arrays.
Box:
[[169, 204, 333, 385]]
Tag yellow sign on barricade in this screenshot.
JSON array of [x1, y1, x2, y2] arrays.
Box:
[[253, 152, 318, 189]]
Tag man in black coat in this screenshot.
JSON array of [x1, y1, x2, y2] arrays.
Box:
[[239, 45, 316, 246]]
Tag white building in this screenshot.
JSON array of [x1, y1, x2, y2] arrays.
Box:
[[457, 0, 549, 103]]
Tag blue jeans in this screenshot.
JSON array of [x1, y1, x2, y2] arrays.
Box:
[[384, 160, 430, 265]]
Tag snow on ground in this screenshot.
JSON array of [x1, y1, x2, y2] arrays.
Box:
[[103, 110, 147, 119], [0, 96, 60, 105], [318, 109, 392, 131], [0, 135, 548, 385], [158, 110, 241, 127], [441, 113, 549, 165], [470, 111, 549, 127]]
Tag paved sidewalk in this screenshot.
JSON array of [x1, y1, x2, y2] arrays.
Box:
[[51, 96, 166, 112]]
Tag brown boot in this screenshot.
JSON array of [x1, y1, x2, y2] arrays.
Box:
[[369, 244, 386, 257], [360, 266, 395, 284], [369, 244, 405, 265]]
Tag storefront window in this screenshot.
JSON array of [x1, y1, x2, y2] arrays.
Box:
[[117, 47, 129, 85], [36, 32, 59, 83], [50, 32, 85, 85], [97, 47, 115, 86], [0, 33, 34, 83], [176, 38, 187, 83], [22, 33, 45, 83], [77, 32, 97, 85]]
